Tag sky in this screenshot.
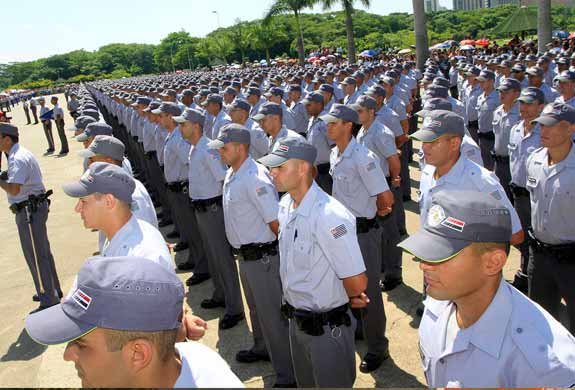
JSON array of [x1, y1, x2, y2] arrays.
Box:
[[3, 0, 452, 64]]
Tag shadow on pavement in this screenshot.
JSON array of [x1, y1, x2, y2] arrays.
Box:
[[385, 283, 423, 329], [372, 354, 425, 387], [1, 329, 47, 362]]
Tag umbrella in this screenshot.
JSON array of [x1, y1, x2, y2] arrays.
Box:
[[260, 59, 268, 65], [431, 42, 451, 50], [398, 48, 412, 55], [553, 30, 569, 39], [360, 49, 378, 57], [476, 39, 490, 46], [460, 45, 475, 51], [307, 57, 318, 63], [460, 39, 476, 46], [445, 40, 459, 47]]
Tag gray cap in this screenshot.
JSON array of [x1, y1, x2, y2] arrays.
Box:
[[410, 110, 465, 142], [160, 89, 178, 98], [351, 95, 377, 111], [398, 190, 512, 263], [517, 87, 545, 104], [181, 89, 195, 97], [511, 63, 526, 73], [72, 116, 97, 132], [319, 104, 359, 124], [380, 76, 396, 86], [62, 162, 135, 204], [253, 102, 283, 121], [341, 77, 357, 86], [151, 102, 182, 116], [201, 93, 223, 107], [432, 77, 450, 88], [264, 87, 285, 98], [365, 85, 386, 98], [319, 84, 335, 94], [416, 98, 453, 117], [497, 78, 521, 92], [246, 87, 262, 97], [532, 102, 575, 126], [526, 66, 545, 78], [81, 109, 100, 120], [132, 96, 152, 107], [476, 69, 495, 81], [207, 124, 251, 149], [78, 135, 125, 162], [143, 100, 161, 113], [302, 91, 324, 105], [557, 70, 575, 82], [425, 85, 449, 99], [25, 256, 184, 345], [258, 138, 317, 168], [0, 123, 18, 137], [77, 122, 113, 142], [466, 66, 481, 77], [229, 99, 252, 112], [173, 108, 206, 126], [224, 86, 238, 96]]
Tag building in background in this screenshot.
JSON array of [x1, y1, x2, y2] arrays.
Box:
[[425, 0, 439, 12], [452, 0, 484, 10], [453, 0, 574, 9]]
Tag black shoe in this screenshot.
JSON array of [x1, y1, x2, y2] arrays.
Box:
[[58, 150, 69, 156], [235, 349, 271, 363], [166, 230, 180, 239], [174, 242, 189, 252], [33, 290, 63, 302], [158, 219, 173, 228], [44, 149, 55, 155], [219, 313, 245, 330], [186, 273, 210, 286], [177, 262, 194, 271], [381, 277, 403, 292], [201, 298, 225, 309], [359, 351, 389, 373], [273, 383, 297, 388]]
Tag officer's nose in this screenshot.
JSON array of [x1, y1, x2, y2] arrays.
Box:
[[63, 343, 78, 362], [74, 200, 82, 213]]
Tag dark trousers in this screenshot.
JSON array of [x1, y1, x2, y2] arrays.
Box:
[[478, 133, 495, 171], [23, 107, 31, 124], [55, 119, 69, 153], [42, 121, 55, 151], [450, 86, 459, 100], [494, 158, 512, 204], [30, 106, 39, 124]]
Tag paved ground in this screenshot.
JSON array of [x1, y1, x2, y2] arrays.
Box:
[[0, 94, 521, 387]]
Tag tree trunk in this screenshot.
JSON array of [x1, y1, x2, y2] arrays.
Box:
[[266, 48, 271, 64], [413, 0, 429, 71], [344, 3, 357, 64], [294, 10, 306, 65], [538, 0, 552, 53]]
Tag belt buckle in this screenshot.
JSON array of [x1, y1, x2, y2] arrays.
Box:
[[330, 325, 342, 338]]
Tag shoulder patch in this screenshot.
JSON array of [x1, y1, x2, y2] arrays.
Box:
[[490, 190, 502, 201], [366, 162, 377, 172], [256, 186, 268, 196], [330, 224, 348, 239]]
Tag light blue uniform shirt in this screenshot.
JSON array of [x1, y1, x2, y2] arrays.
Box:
[[142, 120, 157, 152], [155, 126, 169, 166], [163, 127, 191, 183], [210, 110, 232, 140], [375, 105, 404, 138], [419, 280, 575, 388], [477, 90, 500, 134], [278, 182, 366, 311], [492, 103, 520, 156], [222, 158, 278, 249], [269, 126, 305, 153], [356, 120, 397, 177], [188, 136, 226, 200], [5, 143, 45, 204], [330, 137, 390, 219], [464, 84, 481, 122], [306, 115, 332, 165], [290, 100, 309, 134], [385, 95, 407, 121], [508, 121, 540, 188]]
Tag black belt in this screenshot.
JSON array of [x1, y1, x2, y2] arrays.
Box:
[[356, 217, 378, 234], [166, 181, 189, 193], [529, 229, 575, 263], [468, 120, 478, 128], [190, 196, 222, 212], [132, 136, 138, 142], [9, 190, 53, 214], [478, 131, 495, 141], [145, 151, 157, 159], [233, 241, 278, 261], [316, 163, 330, 175], [281, 302, 351, 336], [510, 183, 529, 198], [490, 151, 510, 163]]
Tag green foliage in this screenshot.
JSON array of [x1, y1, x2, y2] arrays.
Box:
[[2, 4, 574, 89]]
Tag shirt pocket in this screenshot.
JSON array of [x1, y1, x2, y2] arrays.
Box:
[[291, 238, 313, 275], [334, 173, 357, 197]]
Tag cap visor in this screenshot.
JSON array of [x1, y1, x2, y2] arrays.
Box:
[[25, 304, 96, 346], [532, 116, 560, 126], [62, 181, 92, 199], [151, 109, 163, 115], [172, 116, 187, 123], [496, 86, 512, 92], [257, 153, 288, 168], [319, 114, 339, 124], [77, 149, 96, 159], [415, 109, 431, 117], [252, 113, 266, 121], [207, 139, 225, 149], [398, 229, 470, 263], [130, 103, 138, 107], [410, 129, 442, 142], [76, 133, 89, 142], [516, 97, 538, 104]]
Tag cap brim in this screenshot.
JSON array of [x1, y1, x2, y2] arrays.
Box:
[[25, 304, 96, 346], [398, 229, 470, 263], [151, 109, 163, 114], [77, 149, 96, 159], [319, 114, 339, 124], [76, 133, 89, 142], [476, 76, 492, 81], [130, 103, 138, 107], [410, 129, 442, 142], [557, 77, 575, 83], [516, 97, 539, 104], [252, 113, 266, 121], [172, 116, 187, 123], [532, 116, 561, 126], [62, 181, 92, 199], [207, 139, 225, 149], [257, 153, 289, 168]]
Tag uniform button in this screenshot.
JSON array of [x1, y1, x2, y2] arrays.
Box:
[[516, 327, 523, 334], [439, 358, 445, 364]]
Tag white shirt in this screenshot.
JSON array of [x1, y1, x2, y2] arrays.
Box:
[[101, 216, 173, 272], [173, 342, 244, 388], [419, 280, 575, 388], [132, 178, 158, 228]]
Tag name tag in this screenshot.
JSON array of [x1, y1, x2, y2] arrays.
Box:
[[527, 177, 538, 187]]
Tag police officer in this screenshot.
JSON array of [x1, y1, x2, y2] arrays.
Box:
[[174, 109, 245, 326], [228, 99, 269, 160], [51, 96, 69, 155], [508, 87, 545, 294], [202, 94, 231, 140], [67, 92, 80, 120], [399, 189, 575, 387], [0, 123, 61, 312], [22, 98, 31, 125], [38, 97, 55, 154], [462, 66, 482, 143], [253, 102, 305, 152], [554, 70, 575, 106], [259, 138, 368, 387], [210, 125, 296, 387], [476, 69, 500, 171], [321, 104, 394, 373], [264, 87, 297, 131], [29, 98, 39, 125], [287, 84, 309, 135], [527, 102, 575, 332], [492, 78, 521, 202]]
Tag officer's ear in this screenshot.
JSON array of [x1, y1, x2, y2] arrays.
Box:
[[475, 243, 507, 277]]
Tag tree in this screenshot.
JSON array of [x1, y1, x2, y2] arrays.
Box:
[[538, 0, 552, 53], [264, 0, 316, 65], [250, 21, 289, 63], [413, 0, 429, 71], [314, 0, 370, 64], [228, 19, 252, 64]]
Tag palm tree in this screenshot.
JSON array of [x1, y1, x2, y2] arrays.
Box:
[[264, 0, 316, 65], [315, 0, 370, 64], [538, 0, 552, 53], [250, 21, 289, 64], [412, 0, 429, 71]]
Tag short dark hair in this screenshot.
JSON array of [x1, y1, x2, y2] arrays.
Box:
[[1, 133, 18, 144]]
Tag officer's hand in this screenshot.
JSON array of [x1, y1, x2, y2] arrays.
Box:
[[377, 207, 392, 217], [350, 293, 370, 309], [177, 309, 208, 342]]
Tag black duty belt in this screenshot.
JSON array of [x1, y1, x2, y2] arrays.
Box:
[[529, 229, 575, 263], [490, 151, 510, 163], [468, 120, 479, 128], [145, 151, 157, 159], [190, 196, 222, 212], [233, 241, 278, 261], [281, 302, 351, 336], [166, 181, 189, 193], [356, 217, 378, 234], [9, 190, 53, 214], [478, 131, 495, 141], [510, 183, 529, 198], [316, 163, 330, 175]]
